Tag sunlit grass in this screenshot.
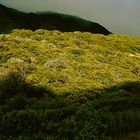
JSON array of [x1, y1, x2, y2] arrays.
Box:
[[0, 29, 140, 139], [0, 29, 140, 93]]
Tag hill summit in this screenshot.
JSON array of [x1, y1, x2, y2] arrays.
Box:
[[0, 3, 111, 35]]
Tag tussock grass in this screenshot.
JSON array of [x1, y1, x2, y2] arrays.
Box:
[[0, 29, 140, 139], [0, 29, 140, 93]]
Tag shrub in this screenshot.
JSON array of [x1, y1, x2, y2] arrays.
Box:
[[0, 72, 27, 97], [0, 71, 51, 99]]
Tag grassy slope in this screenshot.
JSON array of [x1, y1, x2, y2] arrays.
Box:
[[0, 29, 140, 140]]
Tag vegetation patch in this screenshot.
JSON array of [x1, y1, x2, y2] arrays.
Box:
[[0, 29, 140, 139]]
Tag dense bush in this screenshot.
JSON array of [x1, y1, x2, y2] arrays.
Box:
[[0, 72, 139, 139], [0, 72, 27, 97], [0, 30, 140, 139]]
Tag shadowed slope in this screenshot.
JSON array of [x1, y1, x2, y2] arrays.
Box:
[[0, 71, 139, 140], [0, 4, 111, 35]]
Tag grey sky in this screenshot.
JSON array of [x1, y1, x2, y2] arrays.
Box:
[[0, 0, 140, 36]]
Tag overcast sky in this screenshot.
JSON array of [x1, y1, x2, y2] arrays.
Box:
[[0, 0, 140, 36]]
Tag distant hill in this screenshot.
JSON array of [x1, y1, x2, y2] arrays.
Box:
[[0, 4, 111, 35]]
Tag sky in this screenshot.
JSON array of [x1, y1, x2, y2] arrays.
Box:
[[0, 0, 140, 36]]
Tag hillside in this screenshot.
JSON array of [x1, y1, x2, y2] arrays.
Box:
[[0, 29, 140, 140], [0, 4, 111, 35]]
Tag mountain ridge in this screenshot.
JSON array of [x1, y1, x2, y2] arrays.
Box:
[[0, 3, 111, 35]]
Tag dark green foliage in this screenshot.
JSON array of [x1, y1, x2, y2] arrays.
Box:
[[107, 81, 140, 93], [116, 81, 140, 93], [0, 72, 140, 139], [0, 72, 52, 101], [0, 72, 27, 97]]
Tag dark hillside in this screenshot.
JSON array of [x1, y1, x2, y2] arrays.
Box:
[[0, 4, 111, 35]]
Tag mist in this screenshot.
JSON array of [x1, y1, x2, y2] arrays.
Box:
[[0, 0, 140, 36]]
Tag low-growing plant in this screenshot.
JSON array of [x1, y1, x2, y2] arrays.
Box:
[[0, 29, 140, 140]]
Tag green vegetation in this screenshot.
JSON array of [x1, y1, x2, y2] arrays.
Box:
[[0, 29, 140, 140]]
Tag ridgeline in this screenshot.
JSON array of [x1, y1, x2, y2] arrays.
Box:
[[0, 4, 111, 35]]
